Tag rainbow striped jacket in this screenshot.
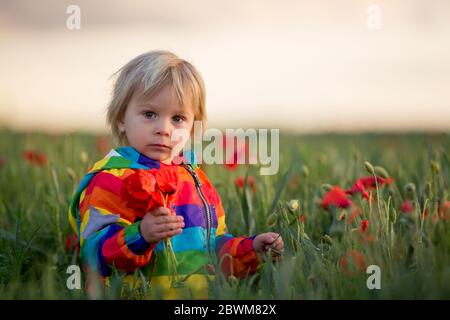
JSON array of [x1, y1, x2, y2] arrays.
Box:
[[68, 147, 260, 298]]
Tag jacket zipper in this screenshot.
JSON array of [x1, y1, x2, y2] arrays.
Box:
[[182, 164, 213, 258]]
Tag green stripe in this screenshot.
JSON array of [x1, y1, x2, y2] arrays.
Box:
[[124, 221, 140, 242], [103, 157, 132, 169], [150, 250, 210, 276]]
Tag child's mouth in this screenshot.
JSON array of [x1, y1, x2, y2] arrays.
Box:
[[149, 143, 171, 150]]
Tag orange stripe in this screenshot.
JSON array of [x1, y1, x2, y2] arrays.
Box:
[[89, 188, 142, 221]]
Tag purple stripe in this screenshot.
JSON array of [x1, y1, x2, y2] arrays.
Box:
[[215, 234, 234, 256], [175, 204, 218, 229], [137, 154, 161, 169]]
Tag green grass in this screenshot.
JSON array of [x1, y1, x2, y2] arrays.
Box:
[[0, 129, 449, 299]]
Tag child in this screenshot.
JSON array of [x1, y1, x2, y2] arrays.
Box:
[[68, 50, 284, 299]]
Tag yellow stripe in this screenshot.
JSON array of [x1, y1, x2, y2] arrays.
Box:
[[116, 274, 213, 299], [216, 215, 226, 236], [106, 168, 129, 177], [90, 157, 109, 172], [149, 274, 213, 299], [68, 214, 78, 236]]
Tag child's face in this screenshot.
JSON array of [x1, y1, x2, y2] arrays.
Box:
[[118, 85, 195, 164]]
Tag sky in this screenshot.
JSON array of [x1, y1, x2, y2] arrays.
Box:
[[0, 0, 449, 133]]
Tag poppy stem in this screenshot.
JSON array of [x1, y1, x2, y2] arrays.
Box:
[[159, 190, 180, 287]]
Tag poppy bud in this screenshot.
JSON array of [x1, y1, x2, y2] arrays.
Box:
[[301, 165, 309, 178], [390, 209, 397, 223], [364, 161, 375, 175], [228, 275, 239, 287], [287, 199, 299, 212], [266, 213, 278, 227], [80, 151, 88, 164], [66, 167, 76, 180], [374, 166, 390, 179], [321, 184, 333, 192], [424, 181, 432, 199], [431, 161, 440, 174], [404, 183, 416, 194], [321, 234, 333, 245]]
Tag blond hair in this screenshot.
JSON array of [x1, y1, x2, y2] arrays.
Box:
[[107, 50, 206, 145]]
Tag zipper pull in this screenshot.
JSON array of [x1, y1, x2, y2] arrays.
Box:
[[184, 164, 202, 187]]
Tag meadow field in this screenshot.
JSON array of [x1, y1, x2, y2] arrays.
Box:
[[0, 130, 449, 299]]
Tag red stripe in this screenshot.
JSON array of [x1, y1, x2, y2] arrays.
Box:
[[85, 171, 122, 196]]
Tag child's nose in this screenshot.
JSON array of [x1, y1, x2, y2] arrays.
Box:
[[154, 118, 172, 136]]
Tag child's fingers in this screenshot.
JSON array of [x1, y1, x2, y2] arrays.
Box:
[[267, 233, 281, 244], [274, 238, 284, 249], [154, 215, 184, 225], [156, 221, 185, 232], [157, 228, 183, 238], [150, 207, 171, 216], [264, 237, 284, 255]]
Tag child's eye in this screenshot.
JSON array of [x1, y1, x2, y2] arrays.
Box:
[[173, 115, 185, 123], [143, 111, 156, 119]]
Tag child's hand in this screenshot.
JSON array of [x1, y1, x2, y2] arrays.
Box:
[[139, 207, 185, 244], [252, 232, 284, 262]]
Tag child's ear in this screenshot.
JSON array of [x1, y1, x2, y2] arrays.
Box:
[[118, 119, 125, 133]]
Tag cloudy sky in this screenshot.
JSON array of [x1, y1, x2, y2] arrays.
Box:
[[0, 0, 449, 133]]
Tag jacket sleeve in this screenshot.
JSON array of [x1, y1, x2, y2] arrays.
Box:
[[210, 183, 261, 279], [77, 169, 156, 276]]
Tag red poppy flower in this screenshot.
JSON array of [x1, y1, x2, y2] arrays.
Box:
[[23, 151, 35, 162], [22, 150, 47, 167], [346, 180, 369, 200], [400, 200, 414, 213], [147, 191, 167, 212], [358, 232, 373, 245], [358, 176, 393, 190], [121, 168, 179, 214], [155, 166, 179, 194], [340, 249, 366, 274], [421, 208, 430, 220], [121, 170, 157, 212], [360, 219, 369, 232], [37, 153, 47, 166], [289, 175, 299, 191], [299, 214, 307, 224], [234, 176, 255, 190], [321, 186, 352, 209], [222, 135, 249, 170], [438, 201, 450, 222], [96, 136, 111, 156]]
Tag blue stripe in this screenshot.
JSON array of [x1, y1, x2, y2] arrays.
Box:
[[125, 222, 151, 255], [154, 227, 217, 253], [80, 225, 120, 277], [98, 224, 123, 276], [116, 146, 161, 169]]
